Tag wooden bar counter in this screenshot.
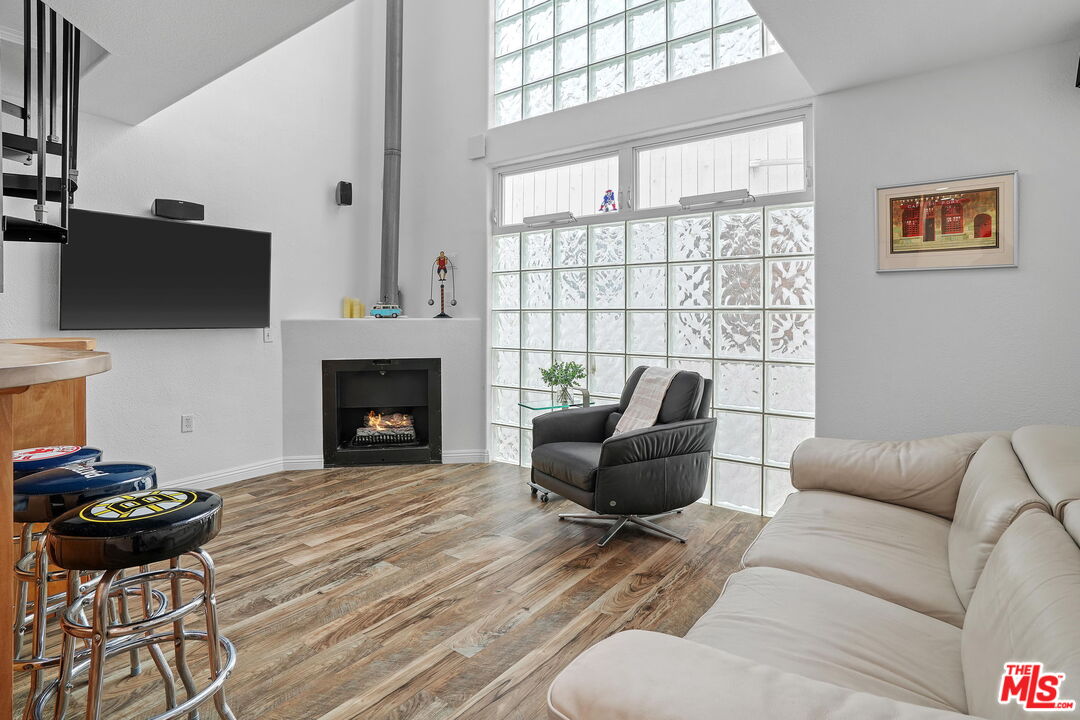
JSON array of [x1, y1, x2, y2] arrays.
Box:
[[0, 342, 110, 717]]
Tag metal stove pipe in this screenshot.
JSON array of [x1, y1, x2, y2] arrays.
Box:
[[379, 0, 403, 307]]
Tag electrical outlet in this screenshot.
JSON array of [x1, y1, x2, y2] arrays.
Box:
[[181, 414, 194, 433], [263, 327, 273, 343]]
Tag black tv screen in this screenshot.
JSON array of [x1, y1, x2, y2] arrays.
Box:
[[60, 209, 271, 330]]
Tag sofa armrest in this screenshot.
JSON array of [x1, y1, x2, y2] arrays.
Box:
[[532, 404, 617, 448], [790, 432, 997, 519], [598, 418, 715, 467], [548, 631, 973, 720]]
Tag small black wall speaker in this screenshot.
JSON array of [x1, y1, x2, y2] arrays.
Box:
[[152, 199, 204, 221], [336, 181, 353, 206]]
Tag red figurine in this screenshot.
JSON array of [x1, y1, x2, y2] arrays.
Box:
[[428, 250, 457, 318]]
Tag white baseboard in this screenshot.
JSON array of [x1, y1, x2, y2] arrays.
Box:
[[164, 457, 285, 490], [442, 449, 489, 463], [283, 454, 324, 471], [283, 450, 487, 467], [163, 449, 491, 490]]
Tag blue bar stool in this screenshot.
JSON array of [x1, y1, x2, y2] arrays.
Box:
[[13, 446, 103, 479], [12, 463, 158, 719], [12, 446, 103, 660], [38, 489, 237, 720]]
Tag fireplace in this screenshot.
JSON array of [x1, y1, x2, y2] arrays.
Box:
[[322, 358, 442, 466]]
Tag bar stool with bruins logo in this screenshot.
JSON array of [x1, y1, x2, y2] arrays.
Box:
[[12, 462, 159, 718], [33, 488, 237, 720]]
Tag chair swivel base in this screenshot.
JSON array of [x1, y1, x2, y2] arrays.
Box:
[[558, 509, 685, 547]]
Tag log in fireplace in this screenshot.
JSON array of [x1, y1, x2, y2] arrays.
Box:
[[322, 358, 441, 466]]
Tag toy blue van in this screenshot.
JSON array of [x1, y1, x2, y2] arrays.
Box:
[[370, 303, 401, 318]]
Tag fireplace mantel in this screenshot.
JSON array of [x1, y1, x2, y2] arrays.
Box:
[[282, 318, 486, 468]]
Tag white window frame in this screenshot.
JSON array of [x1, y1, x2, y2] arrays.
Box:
[[492, 108, 813, 232]]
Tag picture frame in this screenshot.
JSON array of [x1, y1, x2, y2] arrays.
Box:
[[876, 171, 1017, 272]]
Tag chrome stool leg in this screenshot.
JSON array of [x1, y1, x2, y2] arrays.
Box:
[[193, 550, 236, 720], [141, 565, 180, 714], [170, 557, 202, 720], [50, 572, 81, 720], [14, 523, 34, 658], [22, 534, 50, 720], [84, 569, 120, 720], [115, 569, 143, 677]]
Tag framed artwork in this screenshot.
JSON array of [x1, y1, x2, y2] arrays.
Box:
[[876, 171, 1017, 272]]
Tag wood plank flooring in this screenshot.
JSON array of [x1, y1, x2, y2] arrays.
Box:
[[15, 462, 766, 719]]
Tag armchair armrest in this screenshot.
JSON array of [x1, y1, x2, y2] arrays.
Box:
[[548, 630, 973, 720], [790, 432, 998, 519], [599, 418, 716, 467], [532, 404, 618, 448]]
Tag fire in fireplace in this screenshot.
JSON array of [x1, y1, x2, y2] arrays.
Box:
[[354, 409, 417, 446]]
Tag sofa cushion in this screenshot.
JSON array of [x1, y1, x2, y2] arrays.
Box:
[[789, 433, 994, 519], [947, 435, 1050, 607], [686, 567, 966, 712], [962, 511, 1080, 719], [1010, 425, 1080, 519], [531, 442, 602, 492], [742, 490, 966, 626], [549, 630, 974, 720], [618, 367, 703, 424]]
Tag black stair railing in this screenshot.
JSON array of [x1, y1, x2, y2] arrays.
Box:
[[0, 0, 83, 275]]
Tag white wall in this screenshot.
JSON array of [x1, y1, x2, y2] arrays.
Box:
[[815, 39, 1080, 440], [0, 3, 372, 483]]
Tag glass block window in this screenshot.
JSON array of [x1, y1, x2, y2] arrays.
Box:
[[491, 212, 813, 517], [494, 0, 783, 126], [636, 120, 805, 209]]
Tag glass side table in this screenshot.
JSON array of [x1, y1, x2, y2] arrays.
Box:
[[519, 388, 591, 502]]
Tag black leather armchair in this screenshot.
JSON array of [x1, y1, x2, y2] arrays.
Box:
[[530, 367, 716, 546]]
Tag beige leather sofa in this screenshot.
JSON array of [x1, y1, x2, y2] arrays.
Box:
[[548, 425, 1080, 720]]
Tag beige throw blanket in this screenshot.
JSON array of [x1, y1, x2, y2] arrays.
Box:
[[614, 367, 679, 435]]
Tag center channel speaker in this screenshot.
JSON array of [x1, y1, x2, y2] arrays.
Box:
[[151, 199, 205, 221]]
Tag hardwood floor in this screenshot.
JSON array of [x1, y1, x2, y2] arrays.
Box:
[[16, 462, 766, 719]]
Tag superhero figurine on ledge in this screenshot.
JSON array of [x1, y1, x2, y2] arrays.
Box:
[[599, 189, 618, 213]]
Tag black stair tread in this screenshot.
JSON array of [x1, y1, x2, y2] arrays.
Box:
[[1, 216, 68, 244], [3, 173, 78, 202], [2, 100, 26, 120], [2, 133, 64, 157]]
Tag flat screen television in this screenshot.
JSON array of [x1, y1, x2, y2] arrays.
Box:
[[60, 209, 271, 330]]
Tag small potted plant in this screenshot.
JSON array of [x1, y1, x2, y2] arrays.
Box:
[[540, 361, 587, 407]]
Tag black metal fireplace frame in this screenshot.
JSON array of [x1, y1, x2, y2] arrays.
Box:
[[322, 358, 442, 466]]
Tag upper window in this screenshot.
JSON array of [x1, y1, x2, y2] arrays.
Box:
[[636, 120, 804, 209], [501, 154, 619, 226], [493, 0, 783, 126]]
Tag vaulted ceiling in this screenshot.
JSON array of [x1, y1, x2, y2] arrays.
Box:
[[753, 0, 1080, 94], [8, 1, 1080, 125], [38, 0, 353, 124]]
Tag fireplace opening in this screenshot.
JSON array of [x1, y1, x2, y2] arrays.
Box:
[[322, 358, 442, 466]]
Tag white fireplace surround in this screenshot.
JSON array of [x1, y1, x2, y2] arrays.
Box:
[[281, 318, 487, 468]]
